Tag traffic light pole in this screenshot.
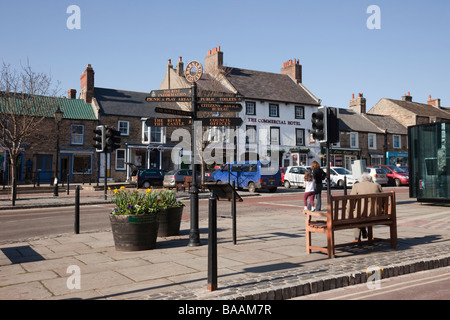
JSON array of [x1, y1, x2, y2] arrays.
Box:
[[188, 82, 200, 247], [104, 151, 108, 200]]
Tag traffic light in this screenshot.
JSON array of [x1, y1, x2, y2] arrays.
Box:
[[311, 106, 327, 142], [105, 127, 121, 152], [326, 107, 340, 144], [93, 125, 105, 152]]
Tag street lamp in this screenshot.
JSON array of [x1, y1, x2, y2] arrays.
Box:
[[54, 106, 64, 197]]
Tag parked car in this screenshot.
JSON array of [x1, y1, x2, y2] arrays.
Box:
[[283, 166, 310, 188], [365, 167, 389, 185], [213, 161, 281, 193], [136, 169, 166, 188], [328, 167, 356, 188], [163, 169, 194, 188], [369, 165, 409, 186]]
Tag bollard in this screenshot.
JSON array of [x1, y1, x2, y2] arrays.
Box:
[[74, 185, 80, 234], [207, 191, 218, 291], [344, 176, 347, 195], [67, 174, 70, 195], [232, 180, 237, 245]]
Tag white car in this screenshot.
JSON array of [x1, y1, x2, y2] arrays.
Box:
[[328, 167, 356, 188], [365, 168, 389, 185], [283, 166, 328, 189], [283, 166, 310, 188]]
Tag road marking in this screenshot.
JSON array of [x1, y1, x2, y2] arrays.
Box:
[[328, 271, 450, 300]]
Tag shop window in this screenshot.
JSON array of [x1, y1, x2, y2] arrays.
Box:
[[73, 155, 91, 174]]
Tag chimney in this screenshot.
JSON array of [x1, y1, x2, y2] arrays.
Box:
[[67, 89, 77, 99], [427, 95, 441, 108], [281, 59, 302, 83], [402, 92, 413, 102], [349, 93, 366, 114], [177, 56, 184, 77], [205, 46, 223, 73], [80, 64, 95, 103]]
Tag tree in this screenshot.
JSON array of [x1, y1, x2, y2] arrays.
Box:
[[0, 62, 60, 205]]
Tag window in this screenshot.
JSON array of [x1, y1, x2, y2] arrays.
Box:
[[246, 101, 256, 115], [295, 106, 305, 119], [296, 128, 305, 146], [70, 124, 84, 145], [73, 155, 91, 174], [142, 121, 164, 143], [269, 104, 279, 117], [270, 127, 280, 145], [115, 149, 126, 170], [393, 135, 401, 148], [368, 133, 376, 149], [118, 121, 129, 136], [246, 125, 257, 144], [350, 132, 359, 148]]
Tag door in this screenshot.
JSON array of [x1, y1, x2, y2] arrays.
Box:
[[35, 154, 53, 183]]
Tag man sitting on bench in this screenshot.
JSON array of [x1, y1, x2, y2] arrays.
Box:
[[350, 172, 383, 241]]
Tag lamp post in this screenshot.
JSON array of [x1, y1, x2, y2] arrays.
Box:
[[54, 106, 64, 197]]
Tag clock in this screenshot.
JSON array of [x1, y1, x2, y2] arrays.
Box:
[[185, 61, 203, 83]]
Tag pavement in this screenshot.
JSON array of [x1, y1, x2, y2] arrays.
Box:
[[0, 184, 449, 300]]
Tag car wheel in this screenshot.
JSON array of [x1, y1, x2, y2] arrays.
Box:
[[248, 182, 256, 193], [338, 180, 345, 188], [284, 180, 291, 188], [143, 181, 151, 189]]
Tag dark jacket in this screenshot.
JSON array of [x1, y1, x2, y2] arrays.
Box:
[[312, 168, 325, 193]]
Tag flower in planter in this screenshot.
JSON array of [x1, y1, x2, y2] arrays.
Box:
[[110, 188, 183, 215]]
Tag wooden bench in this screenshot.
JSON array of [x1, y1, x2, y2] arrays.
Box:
[[304, 191, 397, 259], [176, 176, 193, 192]]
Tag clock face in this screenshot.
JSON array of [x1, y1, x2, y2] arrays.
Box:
[[185, 61, 203, 83]]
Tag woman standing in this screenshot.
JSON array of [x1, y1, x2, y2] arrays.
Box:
[[311, 161, 325, 211], [303, 170, 315, 211]]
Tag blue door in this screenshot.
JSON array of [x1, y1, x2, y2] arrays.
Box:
[[35, 154, 53, 183]]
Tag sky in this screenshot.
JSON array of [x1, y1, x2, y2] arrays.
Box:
[[1, 0, 449, 111]]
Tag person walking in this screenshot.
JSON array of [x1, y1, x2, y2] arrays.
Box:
[[303, 170, 315, 211], [349, 172, 383, 241], [311, 161, 325, 211]]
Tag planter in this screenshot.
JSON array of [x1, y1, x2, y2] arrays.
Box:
[[158, 206, 184, 237], [109, 213, 159, 251]]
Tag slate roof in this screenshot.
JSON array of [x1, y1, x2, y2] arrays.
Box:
[[94, 87, 181, 118], [364, 113, 407, 135], [385, 98, 450, 120], [224, 68, 320, 105], [338, 109, 384, 133]]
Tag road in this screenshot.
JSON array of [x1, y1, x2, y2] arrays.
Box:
[[0, 186, 409, 243], [293, 266, 450, 300]]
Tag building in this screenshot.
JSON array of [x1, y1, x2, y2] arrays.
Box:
[[159, 47, 322, 168]]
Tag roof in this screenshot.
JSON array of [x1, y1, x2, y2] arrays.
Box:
[[385, 98, 450, 120], [338, 109, 384, 133], [224, 67, 320, 105], [0, 93, 96, 120], [94, 87, 181, 118], [364, 113, 407, 135]]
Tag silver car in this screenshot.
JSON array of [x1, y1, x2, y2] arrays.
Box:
[[365, 168, 388, 185], [163, 169, 193, 188]]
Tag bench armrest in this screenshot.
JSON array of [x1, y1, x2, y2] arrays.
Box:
[[304, 210, 327, 218]]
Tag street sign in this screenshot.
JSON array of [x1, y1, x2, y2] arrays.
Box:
[[197, 103, 243, 112], [155, 107, 194, 117], [185, 61, 203, 83], [201, 118, 243, 127], [146, 96, 192, 102], [198, 96, 244, 103], [145, 118, 193, 127], [149, 88, 192, 98]]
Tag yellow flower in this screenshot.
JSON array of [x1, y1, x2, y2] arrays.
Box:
[[120, 186, 126, 190], [145, 188, 152, 194], [113, 189, 118, 194]]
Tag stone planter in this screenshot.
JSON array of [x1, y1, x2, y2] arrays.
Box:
[[109, 213, 159, 251], [158, 206, 184, 237]]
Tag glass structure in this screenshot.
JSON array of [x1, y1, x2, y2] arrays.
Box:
[[409, 122, 450, 202]]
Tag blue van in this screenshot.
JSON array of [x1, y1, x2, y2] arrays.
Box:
[[213, 161, 281, 193]]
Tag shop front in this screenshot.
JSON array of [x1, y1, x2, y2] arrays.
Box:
[[386, 151, 408, 166]]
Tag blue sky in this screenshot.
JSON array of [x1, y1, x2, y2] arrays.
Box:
[[1, 0, 449, 110]]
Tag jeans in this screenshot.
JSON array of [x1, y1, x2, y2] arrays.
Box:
[[315, 184, 323, 211]]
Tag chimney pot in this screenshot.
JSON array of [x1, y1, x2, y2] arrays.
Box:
[[68, 89, 77, 99]]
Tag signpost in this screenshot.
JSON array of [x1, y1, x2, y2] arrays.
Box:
[[144, 60, 244, 248]]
